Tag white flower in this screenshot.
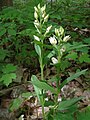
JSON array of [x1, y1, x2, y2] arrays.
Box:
[[51, 57, 58, 64], [58, 97, 62, 102], [63, 35, 71, 42], [49, 36, 57, 45], [34, 35, 40, 41]]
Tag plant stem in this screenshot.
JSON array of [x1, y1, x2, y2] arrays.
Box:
[[57, 49, 61, 89], [40, 60, 46, 119], [54, 49, 61, 106], [40, 43, 46, 119], [40, 58, 44, 81], [42, 100, 45, 120]]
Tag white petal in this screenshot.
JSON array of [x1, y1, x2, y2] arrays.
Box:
[[63, 35, 71, 42], [49, 36, 57, 45], [34, 35, 40, 41], [34, 21, 39, 27], [47, 25, 52, 32], [51, 57, 58, 64]]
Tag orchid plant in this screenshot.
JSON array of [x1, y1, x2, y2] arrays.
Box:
[[31, 4, 87, 120]]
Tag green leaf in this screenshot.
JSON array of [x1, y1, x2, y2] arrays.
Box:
[[66, 104, 78, 113], [22, 92, 33, 98], [46, 50, 55, 59], [83, 38, 90, 44], [0, 28, 6, 36], [10, 98, 23, 111], [76, 46, 89, 53], [8, 29, 16, 35], [66, 52, 78, 60], [43, 50, 55, 66], [79, 53, 90, 63], [57, 97, 83, 111], [34, 44, 41, 57], [0, 49, 8, 60], [31, 75, 56, 94], [60, 60, 70, 71], [77, 109, 90, 120], [0, 73, 16, 86], [33, 85, 42, 102], [54, 112, 73, 120], [2, 64, 17, 73], [60, 69, 87, 89], [45, 100, 54, 107], [66, 43, 87, 51]]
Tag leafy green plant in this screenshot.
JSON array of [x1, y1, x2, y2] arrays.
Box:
[[0, 64, 17, 86], [0, 1, 89, 119], [31, 4, 87, 120]]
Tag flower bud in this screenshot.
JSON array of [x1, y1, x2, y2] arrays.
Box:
[[41, 5, 46, 13], [51, 57, 58, 64], [63, 35, 71, 42], [44, 14, 49, 22], [34, 25, 41, 34], [34, 11, 38, 19], [34, 6, 38, 12], [34, 35, 40, 41], [34, 22, 39, 27], [60, 46, 66, 55], [34, 20, 40, 27], [38, 4, 40, 9], [35, 20, 38, 23], [59, 26, 64, 36], [42, 11, 46, 18], [55, 28, 60, 36], [44, 25, 52, 35], [49, 36, 57, 45]]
